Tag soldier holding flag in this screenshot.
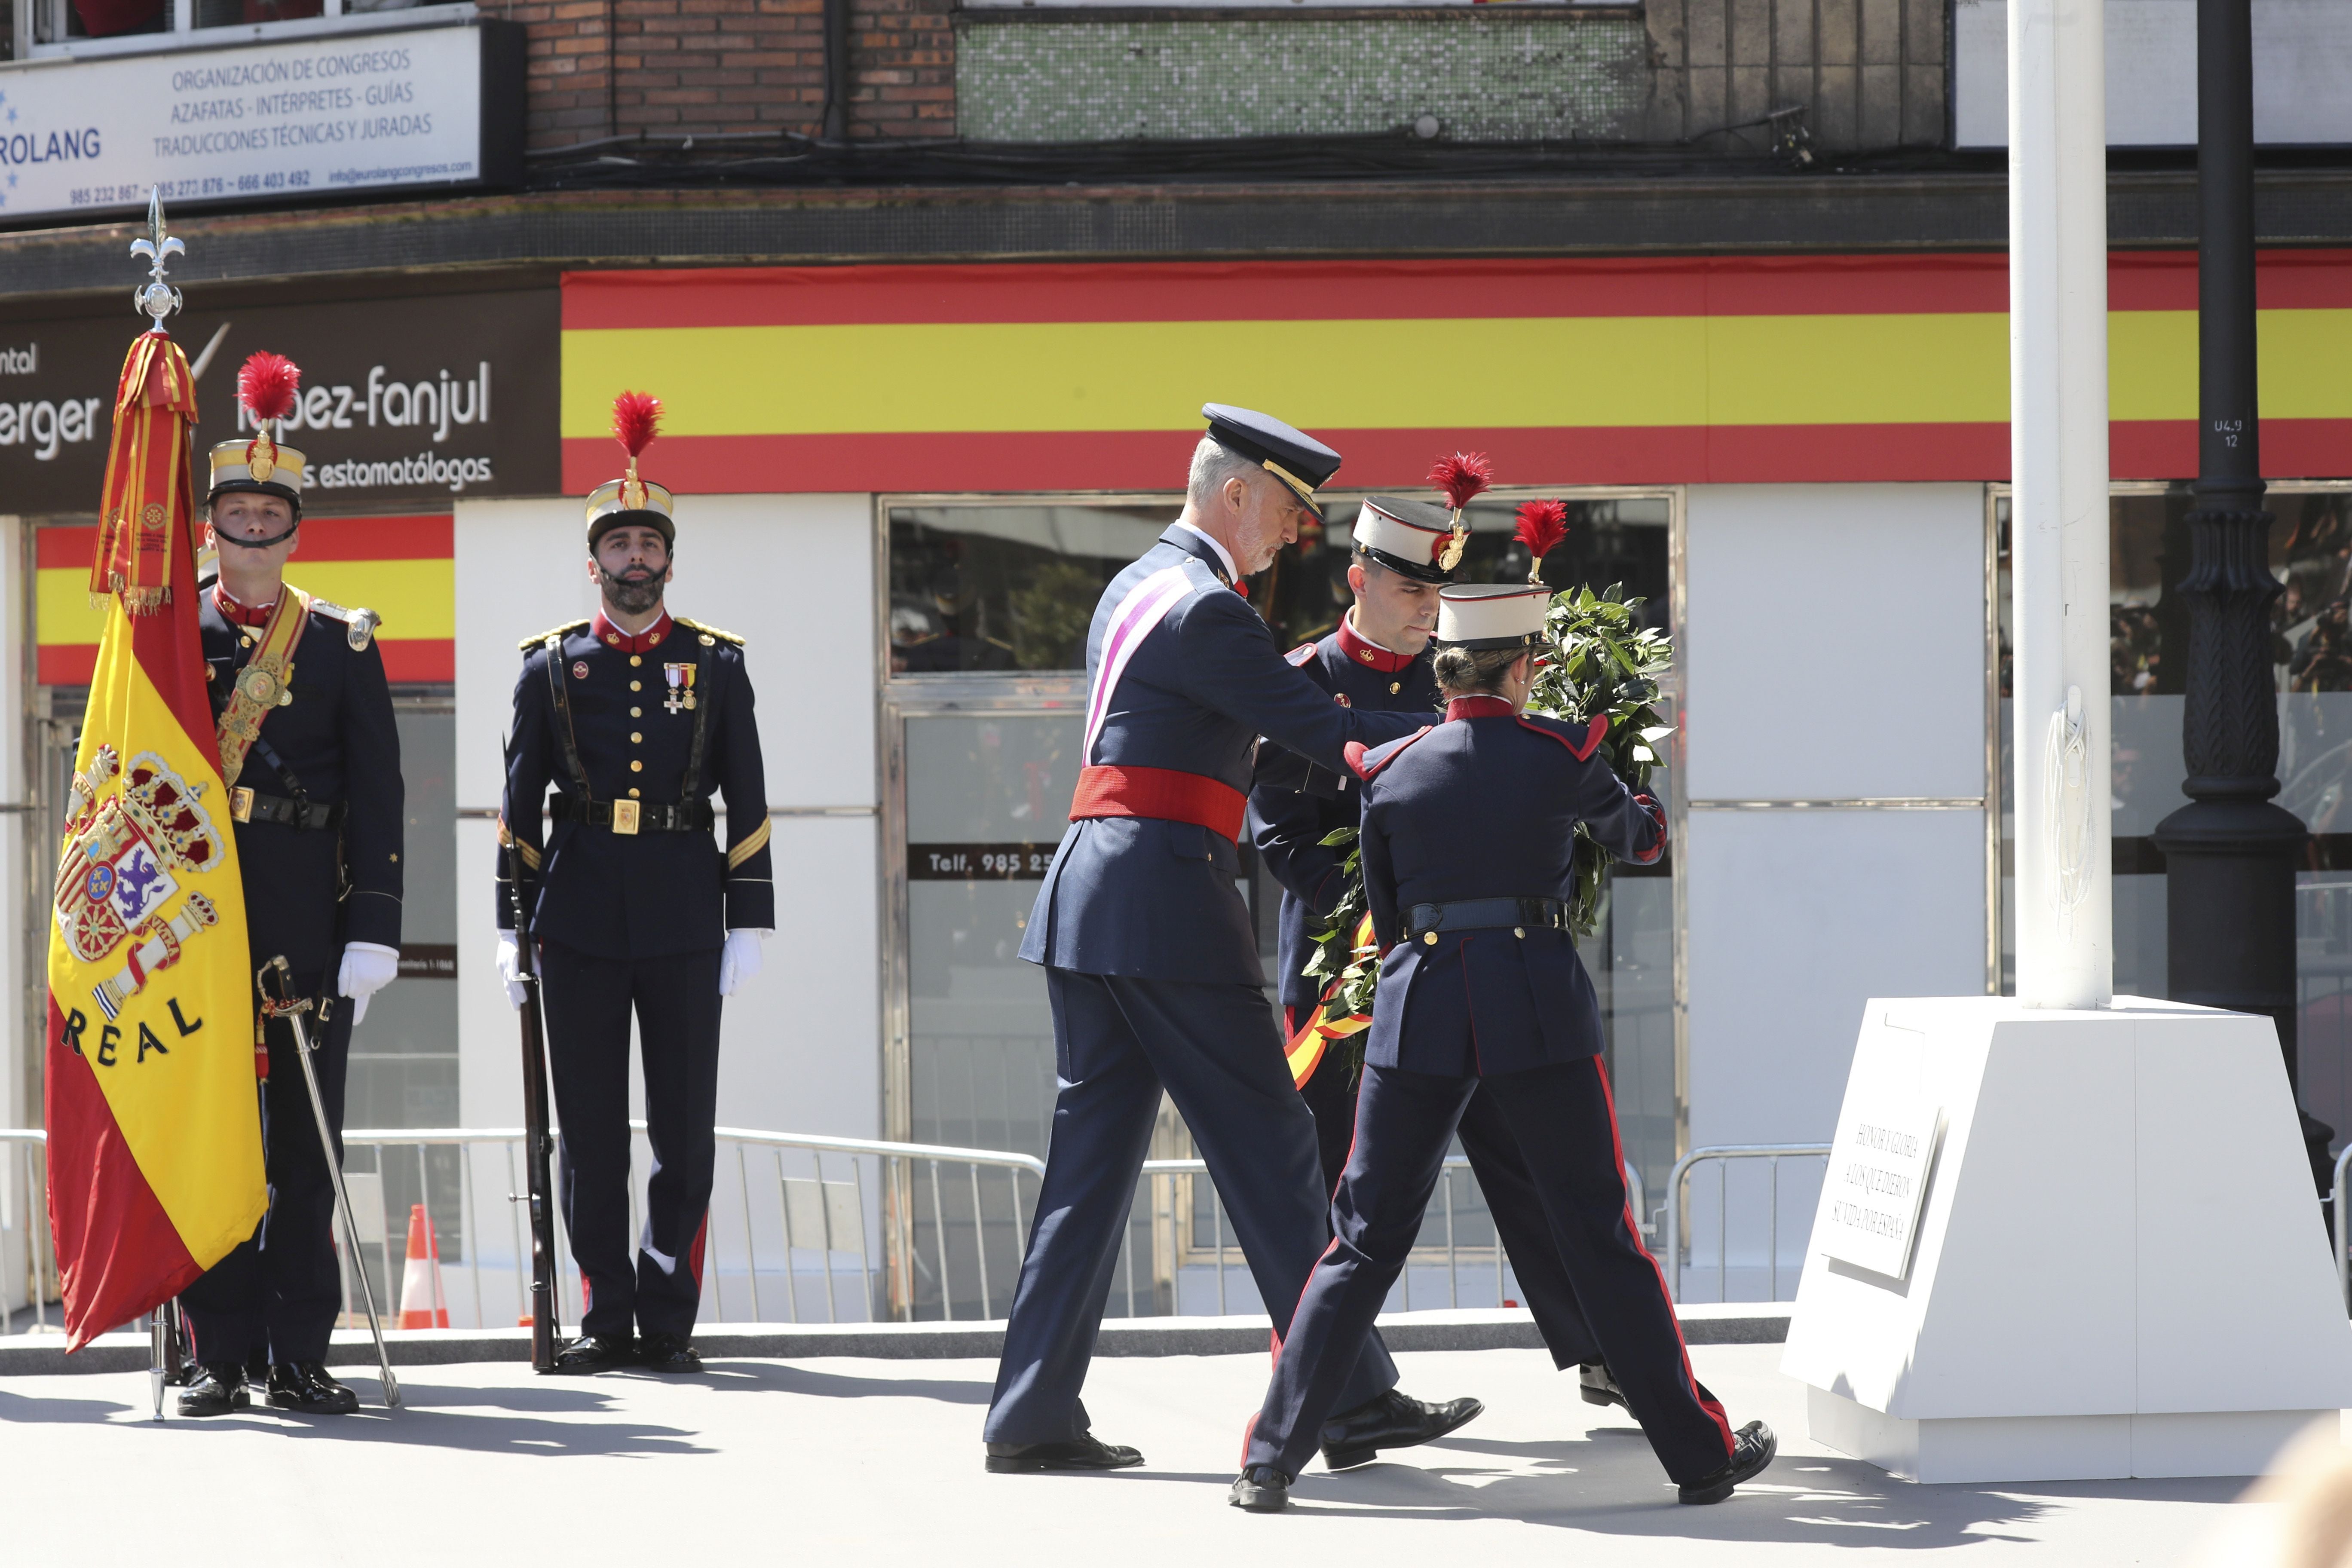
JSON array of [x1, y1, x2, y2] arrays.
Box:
[[43, 199, 271, 1384], [170, 350, 405, 1417]]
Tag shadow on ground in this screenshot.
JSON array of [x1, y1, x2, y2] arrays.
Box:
[[0, 1377, 714, 1459], [1251, 1422, 2248, 1549]]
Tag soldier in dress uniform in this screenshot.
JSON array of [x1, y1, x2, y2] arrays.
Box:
[[494, 393, 772, 1375], [1230, 584, 1775, 1511], [1248, 496, 1634, 1416], [983, 405, 1477, 1476], [177, 353, 404, 1418]]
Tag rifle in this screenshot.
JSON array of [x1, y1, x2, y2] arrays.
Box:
[[506, 852, 561, 1373]]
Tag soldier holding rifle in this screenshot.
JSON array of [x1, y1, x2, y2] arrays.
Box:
[[495, 393, 772, 1375], [175, 352, 404, 1418]]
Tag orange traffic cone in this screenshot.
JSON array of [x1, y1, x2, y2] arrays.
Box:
[[398, 1204, 450, 1329]]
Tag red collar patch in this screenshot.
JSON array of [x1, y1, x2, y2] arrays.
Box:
[[1444, 695, 1517, 721], [1336, 615, 1415, 674], [591, 610, 675, 655], [212, 584, 276, 629]]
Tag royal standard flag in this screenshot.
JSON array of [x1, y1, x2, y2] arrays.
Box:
[[44, 328, 264, 1348]]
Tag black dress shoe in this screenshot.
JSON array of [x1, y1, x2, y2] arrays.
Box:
[[1228, 1465, 1290, 1512], [550, 1333, 637, 1374], [1578, 1362, 1628, 1411], [1319, 1388, 1484, 1470], [266, 1361, 360, 1414], [1679, 1419, 1777, 1504], [983, 1435, 1145, 1473], [638, 1332, 702, 1372], [176, 1365, 250, 1418]]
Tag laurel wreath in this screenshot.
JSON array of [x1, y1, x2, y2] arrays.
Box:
[[1298, 582, 1676, 1045]]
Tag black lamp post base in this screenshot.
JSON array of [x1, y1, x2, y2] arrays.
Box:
[[2154, 795, 2336, 1196]]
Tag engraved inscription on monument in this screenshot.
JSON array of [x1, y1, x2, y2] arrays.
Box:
[[1817, 1091, 1941, 1281]]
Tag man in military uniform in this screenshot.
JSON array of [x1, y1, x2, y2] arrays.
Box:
[[1249, 496, 1633, 1414], [983, 406, 1476, 1475], [176, 355, 404, 1418], [495, 395, 772, 1374]]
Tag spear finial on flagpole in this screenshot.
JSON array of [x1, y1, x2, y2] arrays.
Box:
[[129, 187, 185, 334]]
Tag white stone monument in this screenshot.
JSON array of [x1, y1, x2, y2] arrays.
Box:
[[1777, 0, 2352, 1482]]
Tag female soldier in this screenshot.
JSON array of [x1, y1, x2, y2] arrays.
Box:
[[1230, 582, 1775, 1512]]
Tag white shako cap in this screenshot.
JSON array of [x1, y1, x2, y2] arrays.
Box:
[[1353, 495, 1458, 583], [1433, 583, 1550, 650]]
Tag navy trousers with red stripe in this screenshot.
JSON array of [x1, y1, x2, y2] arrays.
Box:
[[1295, 1035, 1604, 1372], [539, 939, 723, 1340], [986, 969, 1397, 1445], [1245, 1057, 1735, 1485]]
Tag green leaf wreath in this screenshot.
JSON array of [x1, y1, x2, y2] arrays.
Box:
[[1298, 579, 1675, 1044]]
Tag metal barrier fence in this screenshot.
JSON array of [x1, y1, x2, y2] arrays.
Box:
[[2, 1125, 1657, 1330], [1662, 1143, 1833, 1304], [2334, 1144, 2352, 1313], [1, 1131, 52, 1334]]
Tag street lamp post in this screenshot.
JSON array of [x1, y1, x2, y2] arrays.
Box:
[[2152, 0, 2333, 1190]]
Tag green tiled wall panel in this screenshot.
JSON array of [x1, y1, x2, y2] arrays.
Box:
[[956, 15, 1652, 144]]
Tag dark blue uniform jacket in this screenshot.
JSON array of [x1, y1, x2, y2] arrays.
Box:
[[1355, 702, 1665, 1076], [1018, 527, 1422, 986], [497, 611, 774, 960], [200, 588, 403, 981], [1246, 624, 1441, 1024]]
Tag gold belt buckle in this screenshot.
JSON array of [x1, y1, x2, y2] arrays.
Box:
[[229, 787, 254, 824], [610, 799, 640, 835]]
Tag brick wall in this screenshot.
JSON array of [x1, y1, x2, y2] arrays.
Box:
[[1645, 0, 1949, 153], [501, 0, 950, 148], [499, 0, 1943, 154]]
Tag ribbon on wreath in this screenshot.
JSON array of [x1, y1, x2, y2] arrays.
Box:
[[1283, 911, 1378, 1089]]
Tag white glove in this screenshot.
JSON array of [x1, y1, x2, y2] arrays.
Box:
[[717, 928, 766, 998], [337, 941, 400, 1027], [495, 935, 528, 1011]]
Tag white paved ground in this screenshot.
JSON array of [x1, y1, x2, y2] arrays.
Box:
[[0, 1345, 2288, 1567]]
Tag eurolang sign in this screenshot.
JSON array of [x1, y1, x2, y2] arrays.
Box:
[[0, 286, 558, 513]]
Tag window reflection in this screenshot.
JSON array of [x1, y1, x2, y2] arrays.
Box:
[[1996, 485, 2352, 1150]]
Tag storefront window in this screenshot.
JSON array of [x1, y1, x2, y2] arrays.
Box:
[[1996, 485, 2352, 1150], [887, 490, 1681, 1316], [888, 493, 1671, 674]]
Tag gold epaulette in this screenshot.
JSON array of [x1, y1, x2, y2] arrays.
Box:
[[675, 616, 744, 647], [520, 619, 591, 652]]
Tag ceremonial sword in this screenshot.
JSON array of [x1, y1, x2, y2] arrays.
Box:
[[258, 955, 401, 1408]]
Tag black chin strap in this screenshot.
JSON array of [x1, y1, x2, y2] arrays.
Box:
[[217, 520, 300, 550]]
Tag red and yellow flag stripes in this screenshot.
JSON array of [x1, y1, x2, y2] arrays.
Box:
[[1285, 913, 1378, 1091], [45, 331, 264, 1348], [560, 252, 2352, 493], [37, 514, 456, 686]]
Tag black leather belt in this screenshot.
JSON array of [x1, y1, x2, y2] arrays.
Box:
[[1405, 897, 1568, 945], [551, 794, 714, 835], [227, 787, 343, 831]]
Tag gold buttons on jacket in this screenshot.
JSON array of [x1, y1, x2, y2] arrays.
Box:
[[1514, 927, 1526, 938], [630, 761, 643, 772], [630, 655, 643, 667], [1423, 931, 1438, 946], [1390, 682, 1401, 694], [630, 707, 642, 718], [629, 787, 641, 798], [630, 732, 643, 743], [630, 680, 643, 692]]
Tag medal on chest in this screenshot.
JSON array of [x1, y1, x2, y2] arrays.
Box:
[[663, 661, 697, 714]]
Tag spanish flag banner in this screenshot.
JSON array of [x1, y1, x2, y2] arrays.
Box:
[[44, 328, 264, 1348]]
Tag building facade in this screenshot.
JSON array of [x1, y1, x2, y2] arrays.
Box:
[[4, 0, 2352, 1314]]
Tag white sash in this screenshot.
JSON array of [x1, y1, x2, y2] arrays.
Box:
[[1081, 565, 1194, 765]]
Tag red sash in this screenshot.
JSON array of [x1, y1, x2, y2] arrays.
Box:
[[1069, 764, 1247, 843]]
